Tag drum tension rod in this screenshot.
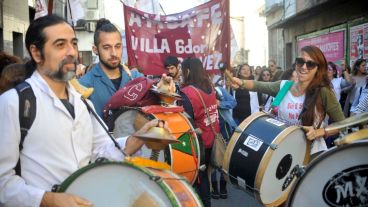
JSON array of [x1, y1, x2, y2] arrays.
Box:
[[282, 165, 305, 191], [221, 168, 260, 193]]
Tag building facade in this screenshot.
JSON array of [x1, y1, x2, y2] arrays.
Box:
[[265, 0, 368, 69], [0, 0, 33, 58]]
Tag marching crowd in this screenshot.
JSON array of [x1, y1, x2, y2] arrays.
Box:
[[0, 15, 367, 207]]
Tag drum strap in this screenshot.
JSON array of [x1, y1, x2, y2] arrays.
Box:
[[188, 134, 199, 173], [189, 86, 219, 136], [271, 81, 294, 108]]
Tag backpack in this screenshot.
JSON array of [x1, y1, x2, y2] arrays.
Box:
[[14, 81, 36, 175]]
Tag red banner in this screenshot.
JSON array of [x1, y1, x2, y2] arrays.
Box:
[[123, 0, 230, 75]]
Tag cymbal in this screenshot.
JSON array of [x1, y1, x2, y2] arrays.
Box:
[[325, 112, 368, 132], [150, 88, 181, 104], [134, 127, 178, 150], [150, 88, 181, 99]]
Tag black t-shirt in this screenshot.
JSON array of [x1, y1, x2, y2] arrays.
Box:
[[233, 89, 251, 122], [110, 76, 122, 90], [60, 99, 75, 119]]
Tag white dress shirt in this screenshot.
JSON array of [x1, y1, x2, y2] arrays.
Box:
[[0, 72, 135, 207]]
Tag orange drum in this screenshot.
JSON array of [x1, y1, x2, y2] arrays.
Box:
[[112, 107, 201, 185]]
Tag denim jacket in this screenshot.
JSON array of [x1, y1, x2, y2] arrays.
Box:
[[79, 64, 143, 117]]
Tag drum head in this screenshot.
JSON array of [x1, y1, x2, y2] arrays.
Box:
[[258, 126, 308, 205], [288, 141, 368, 206], [58, 162, 179, 207]]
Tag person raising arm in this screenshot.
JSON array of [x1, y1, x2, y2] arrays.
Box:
[[230, 45, 344, 156]]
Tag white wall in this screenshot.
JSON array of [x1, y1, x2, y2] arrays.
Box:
[[231, 0, 268, 67], [2, 0, 29, 57]]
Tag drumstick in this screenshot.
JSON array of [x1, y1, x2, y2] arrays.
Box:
[[69, 78, 94, 99], [218, 62, 236, 84], [121, 63, 132, 78], [334, 128, 368, 146]]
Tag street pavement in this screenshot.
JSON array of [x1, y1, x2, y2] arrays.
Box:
[[212, 184, 263, 207]]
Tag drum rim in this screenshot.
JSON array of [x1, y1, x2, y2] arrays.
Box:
[[255, 125, 310, 206], [56, 161, 182, 206], [147, 168, 204, 207], [286, 140, 368, 206]]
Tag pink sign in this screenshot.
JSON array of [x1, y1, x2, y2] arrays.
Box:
[[297, 31, 345, 63], [123, 0, 231, 75], [349, 22, 368, 66]]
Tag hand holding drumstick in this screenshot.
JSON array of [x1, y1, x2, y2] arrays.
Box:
[[218, 62, 254, 90]]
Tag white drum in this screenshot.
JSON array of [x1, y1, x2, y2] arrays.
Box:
[[55, 161, 203, 207], [287, 131, 368, 207]]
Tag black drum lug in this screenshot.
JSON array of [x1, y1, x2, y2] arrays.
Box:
[[149, 175, 162, 182], [282, 165, 303, 191], [95, 157, 109, 164], [295, 165, 306, 177], [51, 184, 60, 192]]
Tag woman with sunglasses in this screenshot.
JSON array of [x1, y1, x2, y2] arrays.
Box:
[[257, 68, 272, 111], [230, 45, 345, 158]]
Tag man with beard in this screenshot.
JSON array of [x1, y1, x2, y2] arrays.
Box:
[[163, 56, 181, 93], [79, 18, 143, 117], [0, 15, 166, 207]]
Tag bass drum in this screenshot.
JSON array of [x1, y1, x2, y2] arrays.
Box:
[[113, 108, 201, 185], [287, 130, 368, 207], [223, 112, 310, 206], [56, 161, 203, 207]]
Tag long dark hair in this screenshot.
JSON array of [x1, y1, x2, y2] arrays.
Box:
[[237, 63, 254, 80], [181, 57, 212, 92], [328, 61, 338, 78], [352, 58, 366, 76], [299, 45, 331, 126]]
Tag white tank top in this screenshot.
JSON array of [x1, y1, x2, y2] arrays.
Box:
[[276, 80, 327, 154], [277, 80, 305, 125]]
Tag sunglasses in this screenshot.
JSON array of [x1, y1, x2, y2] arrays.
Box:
[[295, 58, 319, 70]]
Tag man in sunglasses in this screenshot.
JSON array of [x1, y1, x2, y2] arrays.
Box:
[[268, 59, 284, 81]]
